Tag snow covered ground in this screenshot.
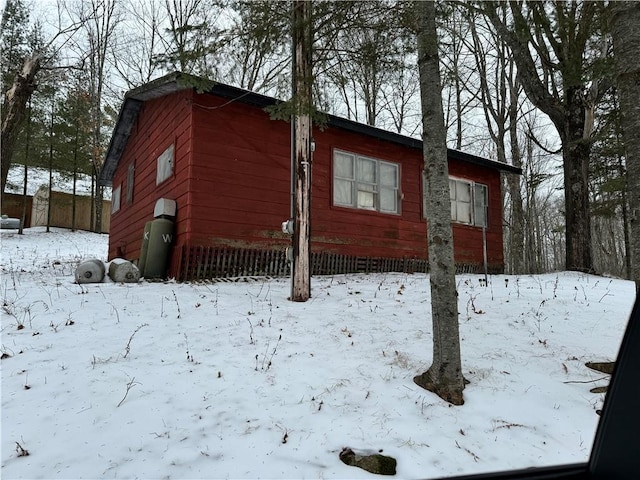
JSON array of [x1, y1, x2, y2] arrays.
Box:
[[5, 166, 94, 197], [0, 227, 636, 479], [5, 166, 110, 199]]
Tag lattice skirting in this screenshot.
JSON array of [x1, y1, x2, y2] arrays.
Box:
[[176, 245, 501, 281]]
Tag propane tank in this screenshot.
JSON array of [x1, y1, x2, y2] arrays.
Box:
[[108, 258, 140, 283], [75, 259, 106, 284], [138, 221, 153, 276], [144, 217, 174, 279]]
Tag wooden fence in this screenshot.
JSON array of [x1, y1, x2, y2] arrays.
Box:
[[1, 193, 33, 227], [31, 187, 111, 233], [178, 245, 290, 280], [176, 245, 499, 281]]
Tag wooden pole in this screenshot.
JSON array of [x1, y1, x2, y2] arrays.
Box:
[[290, 0, 313, 302]]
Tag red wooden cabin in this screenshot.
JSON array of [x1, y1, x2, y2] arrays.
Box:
[[100, 72, 520, 280]]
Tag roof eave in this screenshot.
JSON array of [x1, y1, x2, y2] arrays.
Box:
[[100, 72, 521, 186], [99, 98, 143, 187]]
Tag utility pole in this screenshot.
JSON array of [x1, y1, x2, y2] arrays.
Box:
[[290, 0, 313, 302]]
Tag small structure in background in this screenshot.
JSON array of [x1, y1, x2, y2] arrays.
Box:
[[1, 193, 32, 227], [0, 214, 21, 229], [31, 186, 111, 233]]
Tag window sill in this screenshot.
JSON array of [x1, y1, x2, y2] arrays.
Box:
[[332, 204, 402, 217]]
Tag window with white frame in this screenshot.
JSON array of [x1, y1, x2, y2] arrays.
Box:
[[156, 144, 174, 185], [333, 150, 400, 214], [112, 184, 121, 214], [449, 177, 488, 227], [423, 175, 488, 227]]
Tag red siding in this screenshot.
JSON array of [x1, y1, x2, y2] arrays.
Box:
[[187, 95, 292, 249], [108, 91, 193, 263], [184, 92, 504, 269], [109, 89, 506, 275], [312, 126, 426, 259], [448, 161, 504, 266]]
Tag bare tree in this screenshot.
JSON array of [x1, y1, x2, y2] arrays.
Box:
[[440, 3, 478, 150], [378, 48, 420, 135], [224, 1, 290, 94], [70, 0, 120, 233], [413, 0, 464, 406], [112, 0, 167, 88], [482, 1, 610, 273], [1, 55, 41, 194], [519, 125, 565, 272], [463, 6, 527, 273], [611, 1, 640, 291], [154, 0, 225, 78], [325, 16, 405, 127]]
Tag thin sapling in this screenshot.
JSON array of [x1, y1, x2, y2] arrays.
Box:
[[117, 375, 141, 407], [122, 323, 149, 359]]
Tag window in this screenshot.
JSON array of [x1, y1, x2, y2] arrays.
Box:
[[473, 182, 488, 227], [449, 177, 488, 227], [333, 150, 400, 214], [449, 177, 472, 224], [126, 163, 135, 205], [112, 184, 121, 214], [156, 144, 175, 185], [423, 176, 488, 227]]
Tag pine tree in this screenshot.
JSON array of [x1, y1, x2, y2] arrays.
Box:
[[0, 0, 29, 102]]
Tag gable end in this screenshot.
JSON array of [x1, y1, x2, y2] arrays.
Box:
[[100, 99, 142, 186]]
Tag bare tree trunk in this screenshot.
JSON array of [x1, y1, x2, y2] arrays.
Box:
[[90, 174, 95, 233], [19, 162, 28, 234], [46, 103, 54, 233], [619, 154, 632, 279], [467, 7, 525, 274], [72, 123, 78, 232], [1, 54, 41, 194], [94, 185, 104, 233], [611, 1, 640, 291], [290, 0, 313, 302], [18, 99, 31, 235], [77, 0, 118, 233], [483, 2, 596, 273], [413, 0, 464, 406], [523, 133, 541, 273], [563, 87, 592, 272], [507, 87, 524, 273]]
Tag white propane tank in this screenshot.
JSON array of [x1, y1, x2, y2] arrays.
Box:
[[75, 259, 106, 284], [108, 258, 140, 283]]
